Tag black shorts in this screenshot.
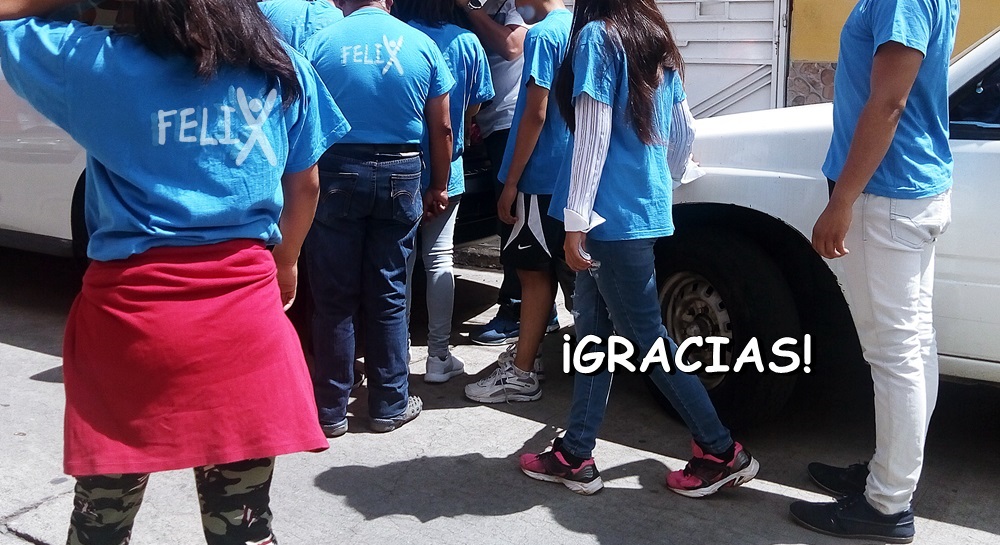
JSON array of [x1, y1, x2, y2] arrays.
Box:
[[500, 192, 566, 271]]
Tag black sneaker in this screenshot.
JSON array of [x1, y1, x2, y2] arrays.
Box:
[[808, 461, 869, 496], [789, 494, 915, 544]]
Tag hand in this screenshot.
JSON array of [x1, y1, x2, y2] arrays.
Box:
[[453, 0, 471, 8], [423, 188, 449, 220], [497, 183, 518, 225], [276, 261, 298, 311], [564, 231, 592, 272], [811, 200, 853, 259]]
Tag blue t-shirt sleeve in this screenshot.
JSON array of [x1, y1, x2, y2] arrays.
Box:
[[470, 40, 495, 105], [526, 34, 562, 91], [571, 23, 618, 106], [284, 54, 351, 173], [428, 43, 456, 98], [671, 70, 686, 104], [867, 0, 934, 56], [0, 18, 89, 131]]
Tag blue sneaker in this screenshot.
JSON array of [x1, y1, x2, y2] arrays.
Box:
[[471, 311, 520, 345], [471, 308, 560, 346]]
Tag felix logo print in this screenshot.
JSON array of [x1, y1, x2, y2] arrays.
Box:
[[341, 35, 406, 76], [154, 87, 278, 167]]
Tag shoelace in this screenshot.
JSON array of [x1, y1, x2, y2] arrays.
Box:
[[497, 344, 518, 365]]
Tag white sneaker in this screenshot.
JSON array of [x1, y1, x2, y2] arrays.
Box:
[[464, 361, 542, 403], [424, 353, 466, 383], [498, 343, 545, 381]]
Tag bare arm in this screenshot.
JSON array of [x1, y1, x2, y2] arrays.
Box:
[[423, 92, 454, 219], [272, 164, 320, 310], [498, 81, 548, 224], [0, 0, 81, 20], [464, 103, 481, 144], [455, 1, 526, 61], [812, 41, 924, 259]]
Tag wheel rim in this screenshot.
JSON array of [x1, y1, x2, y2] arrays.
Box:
[[659, 271, 733, 390]]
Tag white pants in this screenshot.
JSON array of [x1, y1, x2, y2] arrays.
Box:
[[841, 190, 951, 515]]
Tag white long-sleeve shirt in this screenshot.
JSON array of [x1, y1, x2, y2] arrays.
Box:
[[564, 94, 696, 233]]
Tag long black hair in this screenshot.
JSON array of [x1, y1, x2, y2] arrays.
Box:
[[133, 0, 301, 107], [555, 0, 684, 145], [392, 0, 467, 27]]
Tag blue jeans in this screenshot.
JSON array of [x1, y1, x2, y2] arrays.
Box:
[[307, 151, 422, 423], [561, 238, 733, 459]]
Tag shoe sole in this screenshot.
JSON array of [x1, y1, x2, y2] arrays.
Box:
[[789, 512, 914, 544], [370, 413, 420, 433], [470, 335, 519, 346], [668, 457, 760, 498], [464, 390, 542, 403], [321, 422, 348, 438], [521, 468, 604, 495], [424, 369, 465, 383]]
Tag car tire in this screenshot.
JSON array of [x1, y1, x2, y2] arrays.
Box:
[[651, 228, 801, 429]]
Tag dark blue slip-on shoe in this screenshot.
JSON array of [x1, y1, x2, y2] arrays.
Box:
[[789, 494, 914, 544]]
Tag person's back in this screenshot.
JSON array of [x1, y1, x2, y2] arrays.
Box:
[[2, 19, 347, 261], [406, 20, 493, 192], [258, 0, 343, 52], [0, 2, 348, 543], [305, 7, 453, 144]]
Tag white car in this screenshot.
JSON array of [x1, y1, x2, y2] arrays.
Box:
[[657, 27, 1000, 425]]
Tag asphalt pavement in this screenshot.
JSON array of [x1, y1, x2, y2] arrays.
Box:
[[1, 248, 998, 545]]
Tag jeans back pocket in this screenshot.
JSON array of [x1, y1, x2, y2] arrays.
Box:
[[315, 172, 359, 225], [889, 192, 952, 250], [390, 171, 423, 225]]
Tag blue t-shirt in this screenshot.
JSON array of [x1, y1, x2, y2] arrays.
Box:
[[258, 0, 344, 53], [497, 8, 572, 195], [409, 20, 494, 196], [0, 18, 350, 261], [304, 8, 456, 145], [548, 21, 683, 241], [823, 0, 959, 199]]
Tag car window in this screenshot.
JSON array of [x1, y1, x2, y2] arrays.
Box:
[[950, 59, 1000, 139]]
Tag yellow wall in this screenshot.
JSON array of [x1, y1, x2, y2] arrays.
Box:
[[790, 0, 1000, 62]]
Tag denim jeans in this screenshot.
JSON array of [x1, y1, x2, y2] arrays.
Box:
[[841, 191, 951, 514], [561, 237, 733, 459], [307, 150, 422, 423]]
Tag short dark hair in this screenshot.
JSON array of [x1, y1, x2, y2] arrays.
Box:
[[392, 0, 463, 27], [134, 0, 301, 107]]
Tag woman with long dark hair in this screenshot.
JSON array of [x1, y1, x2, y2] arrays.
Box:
[[0, 1, 349, 542], [394, 0, 494, 383], [519, 0, 759, 497]]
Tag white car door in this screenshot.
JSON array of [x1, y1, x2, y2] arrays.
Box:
[[935, 56, 1000, 377], [0, 74, 84, 249]]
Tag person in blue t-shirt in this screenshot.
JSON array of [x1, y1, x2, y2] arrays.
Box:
[[791, 1, 959, 542], [258, 0, 343, 52], [464, 0, 573, 406], [394, 0, 494, 384], [0, 0, 349, 543], [516, 0, 760, 498], [302, 0, 456, 438]]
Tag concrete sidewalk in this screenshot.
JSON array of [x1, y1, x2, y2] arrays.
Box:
[[1, 258, 998, 545]]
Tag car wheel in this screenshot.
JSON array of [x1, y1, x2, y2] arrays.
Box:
[[651, 228, 801, 429]]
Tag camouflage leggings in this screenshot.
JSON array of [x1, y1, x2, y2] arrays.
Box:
[[67, 458, 277, 545]]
